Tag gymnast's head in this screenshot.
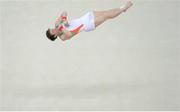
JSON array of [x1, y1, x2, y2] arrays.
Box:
[[46, 29, 57, 41]]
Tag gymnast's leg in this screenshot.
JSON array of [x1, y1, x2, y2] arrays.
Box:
[[93, 1, 133, 27]]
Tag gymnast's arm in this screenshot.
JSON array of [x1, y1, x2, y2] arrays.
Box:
[[58, 24, 84, 41], [59, 29, 76, 41]]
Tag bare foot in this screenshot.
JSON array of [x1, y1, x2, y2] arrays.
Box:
[[121, 0, 133, 12]]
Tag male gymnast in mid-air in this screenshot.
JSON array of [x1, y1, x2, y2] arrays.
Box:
[[46, 1, 133, 41]]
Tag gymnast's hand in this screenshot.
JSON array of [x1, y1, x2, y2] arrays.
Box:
[[55, 11, 69, 28]]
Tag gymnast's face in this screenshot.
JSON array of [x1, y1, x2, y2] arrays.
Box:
[[49, 28, 59, 37]]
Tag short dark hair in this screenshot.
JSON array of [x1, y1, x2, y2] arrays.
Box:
[[46, 29, 57, 41]]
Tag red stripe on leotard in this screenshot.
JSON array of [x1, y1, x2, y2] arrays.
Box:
[[70, 24, 84, 34], [58, 24, 84, 34]]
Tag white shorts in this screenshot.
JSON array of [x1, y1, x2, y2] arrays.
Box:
[[66, 11, 95, 32]]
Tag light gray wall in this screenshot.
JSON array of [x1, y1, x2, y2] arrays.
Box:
[[0, 0, 180, 111], [0, 3, 2, 105]]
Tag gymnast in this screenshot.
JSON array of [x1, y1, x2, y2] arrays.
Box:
[[46, 1, 133, 41]]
